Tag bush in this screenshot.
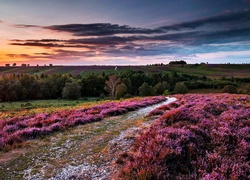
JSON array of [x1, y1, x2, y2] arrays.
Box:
[[139, 83, 153, 96], [162, 90, 170, 96], [62, 81, 81, 100], [173, 82, 188, 94], [221, 85, 237, 93]]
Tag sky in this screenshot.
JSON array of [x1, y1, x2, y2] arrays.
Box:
[[0, 0, 250, 66]]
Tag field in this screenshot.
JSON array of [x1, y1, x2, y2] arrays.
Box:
[[1, 64, 250, 78], [0, 94, 249, 179], [119, 94, 250, 179]]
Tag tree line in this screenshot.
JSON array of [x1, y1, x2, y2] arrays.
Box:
[[0, 70, 249, 101]]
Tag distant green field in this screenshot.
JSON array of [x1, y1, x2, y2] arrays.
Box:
[[0, 64, 250, 78], [0, 98, 97, 113]]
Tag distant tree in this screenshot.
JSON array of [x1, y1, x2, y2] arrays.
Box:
[[221, 85, 237, 94], [122, 78, 132, 94], [130, 72, 152, 95], [115, 83, 127, 99], [154, 81, 170, 95], [42, 74, 71, 99], [5, 64, 10, 67], [139, 82, 153, 96], [0, 78, 26, 101], [169, 60, 187, 65], [81, 74, 105, 97], [105, 75, 121, 98], [12, 63, 17, 67], [173, 82, 188, 94], [62, 81, 81, 100], [19, 74, 42, 99]]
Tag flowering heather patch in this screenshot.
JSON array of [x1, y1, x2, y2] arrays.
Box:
[[0, 96, 166, 150], [119, 94, 250, 179]]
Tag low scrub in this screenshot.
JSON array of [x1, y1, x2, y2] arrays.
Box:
[[119, 94, 250, 179], [0, 96, 166, 150]]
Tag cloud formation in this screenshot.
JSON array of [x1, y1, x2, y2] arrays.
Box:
[[9, 10, 250, 63], [45, 23, 162, 36], [158, 10, 250, 31]]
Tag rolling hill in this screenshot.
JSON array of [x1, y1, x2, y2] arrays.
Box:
[[0, 64, 250, 78]]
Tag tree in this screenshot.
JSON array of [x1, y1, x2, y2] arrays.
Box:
[[81, 74, 105, 97], [138, 82, 153, 96], [173, 82, 188, 94], [169, 60, 187, 65], [115, 83, 127, 99], [19, 74, 42, 99], [221, 85, 237, 94], [42, 74, 71, 99], [62, 81, 81, 100], [153, 81, 170, 95], [105, 75, 121, 98]]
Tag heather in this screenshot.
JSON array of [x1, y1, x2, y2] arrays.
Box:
[[119, 94, 250, 179], [0, 96, 166, 150]]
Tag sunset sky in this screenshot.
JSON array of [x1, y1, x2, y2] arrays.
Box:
[[0, 0, 250, 66]]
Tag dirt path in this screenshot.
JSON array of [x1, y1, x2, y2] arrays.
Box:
[[0, 97, 176, 180]]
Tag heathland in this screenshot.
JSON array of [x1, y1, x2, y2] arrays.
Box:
[[0, 64, 249, 179]]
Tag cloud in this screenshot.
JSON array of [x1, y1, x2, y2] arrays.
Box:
[[14, 24, 40, 28], [45, 23, 162, 36], [9, 9, 250, 63], [157, 10, 250, 31]]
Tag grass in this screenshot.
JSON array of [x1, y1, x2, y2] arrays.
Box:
[[0, 98, 100, 119]]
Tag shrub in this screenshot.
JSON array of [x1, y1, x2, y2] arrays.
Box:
[[119, 94, 250, 179], [139, 83, 153, 96], [221, 85, 237, 93], [62, 81, 81, 100], [173, 82, 188, 94]]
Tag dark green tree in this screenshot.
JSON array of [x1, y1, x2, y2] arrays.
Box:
[[154, 81, 170, 95], [81, 74, 105, 97], [173, 82, 188, 94], [62, 81, 81, 100], [221, 85, 237, 94], [138, 82, 153, 96]]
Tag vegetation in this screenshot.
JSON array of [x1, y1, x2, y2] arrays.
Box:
[[221, 85, 237, 93], [0, 96, 165, 150], [0, 65, 249, 102], [173, 82, 188, 94], [62, 81, 81, 100], [119, 94, 250, 179]]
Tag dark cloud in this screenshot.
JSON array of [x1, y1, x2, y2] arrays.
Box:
[[9, 10, 250, 59], [45, 23, 162, 36], [158, 10, 250, 31], [9, 41, 94, 49]]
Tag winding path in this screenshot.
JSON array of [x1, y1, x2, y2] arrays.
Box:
[[1, 97, 176, 180]]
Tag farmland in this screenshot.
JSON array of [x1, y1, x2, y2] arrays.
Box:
[[0, 64, 250, 78]]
